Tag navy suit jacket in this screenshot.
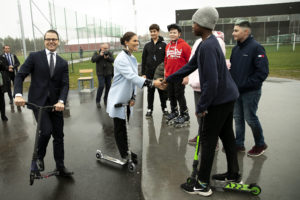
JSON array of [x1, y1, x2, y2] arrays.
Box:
[[14, 50, 69, 108]]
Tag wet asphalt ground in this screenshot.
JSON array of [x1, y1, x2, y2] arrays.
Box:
[[1, 77, 300, 200], [0, 89, 143, 200]]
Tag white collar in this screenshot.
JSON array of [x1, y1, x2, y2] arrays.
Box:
[[45, 49, 57, 56]]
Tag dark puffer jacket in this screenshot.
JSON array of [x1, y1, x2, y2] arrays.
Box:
[[141, 36, 166, 79]]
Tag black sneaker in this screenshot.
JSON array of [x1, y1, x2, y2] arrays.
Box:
[[181, 179, 212, 196], [212, 172, 242, 183], [145, 109, 152, 118]]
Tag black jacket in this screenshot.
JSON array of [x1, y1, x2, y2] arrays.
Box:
[[0, 53, 20, 75], [0, 56, 11, 93], [141, 36, 166, 79], [91, 50, 114, 76], [230, 36, 269, 93]]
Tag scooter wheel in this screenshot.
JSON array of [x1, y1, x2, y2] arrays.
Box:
[[96, 150, 103, 159], [249, 184, 261, 196], [128, 162, 136, 173], [30, 173, 34, 185]]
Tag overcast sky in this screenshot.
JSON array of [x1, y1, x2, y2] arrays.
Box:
[[0, 0, 299, 39]]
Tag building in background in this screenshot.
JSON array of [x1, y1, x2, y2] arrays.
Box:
[[176, 2, 300, 46]]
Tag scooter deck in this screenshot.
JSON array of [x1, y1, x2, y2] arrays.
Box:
[[102, 155, 126, 165], [96, 150, 126, 166], [211, 181, 261, 196]]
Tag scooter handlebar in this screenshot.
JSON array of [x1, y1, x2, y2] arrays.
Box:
[[25, 102, 55, 110], [114, 103, 128, 108]]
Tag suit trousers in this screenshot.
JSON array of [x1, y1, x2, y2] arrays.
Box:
[[0, 92, 5, 117], [113, 117, 128, 158], [6, 72, 13, 100], [33, 108, 65, 169], [197, 101, 239, 183]]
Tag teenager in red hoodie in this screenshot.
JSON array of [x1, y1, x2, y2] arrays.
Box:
[[164, 24, 191, 127]]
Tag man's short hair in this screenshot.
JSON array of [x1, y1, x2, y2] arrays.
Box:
[[235, 20, 251, 28], [44, 29, 60, 40], [149, 24, 160, 31], [167, 24, 182, 33]]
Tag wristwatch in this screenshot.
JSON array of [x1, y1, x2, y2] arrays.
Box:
[[58, 100, 64, 104]]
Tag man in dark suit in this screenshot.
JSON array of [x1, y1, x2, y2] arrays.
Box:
[[14, 30, 73, 177], [1, 45, 20, 104]]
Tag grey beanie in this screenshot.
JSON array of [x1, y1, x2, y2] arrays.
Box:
[[192, 6, 219, 30]]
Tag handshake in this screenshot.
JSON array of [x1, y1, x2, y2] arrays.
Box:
[[153, 78, 168, 90]]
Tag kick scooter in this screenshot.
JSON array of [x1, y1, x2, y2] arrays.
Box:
[[96, 103, 136, 173], [26, 102, 59, 185], [185, 116, 262, 196]]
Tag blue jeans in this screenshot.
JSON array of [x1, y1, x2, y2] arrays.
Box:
[[96, 75, 112, 103], [234, 89, 265, 147]]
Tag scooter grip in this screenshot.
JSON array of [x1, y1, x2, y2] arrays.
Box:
[[114, 103, 123, 108]]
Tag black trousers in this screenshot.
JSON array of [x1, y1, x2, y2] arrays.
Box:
[[33, 108, 65, 169], [113, 117, 129, 158], [147, 87, 167, 111], [0, 92, 5, 117], [197, 101, 239, 183], [167, 81, 187, 114], [6, 72, 14, 100]]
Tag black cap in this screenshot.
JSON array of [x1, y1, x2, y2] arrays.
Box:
[[167, 24, 182, 33]]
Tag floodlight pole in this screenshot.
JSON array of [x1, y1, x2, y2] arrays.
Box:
[[17, 0, 27, 59], [29, 0, 37, 51]]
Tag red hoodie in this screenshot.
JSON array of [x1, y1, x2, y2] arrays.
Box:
[[164, 38, 191, 78]]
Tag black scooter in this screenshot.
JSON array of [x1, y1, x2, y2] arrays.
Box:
[[26, 102, 59, 185]]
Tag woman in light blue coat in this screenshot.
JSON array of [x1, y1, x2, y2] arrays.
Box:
[[106, 32, 163, 163]]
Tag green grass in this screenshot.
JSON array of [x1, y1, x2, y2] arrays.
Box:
[[19, 44, 300, 91]]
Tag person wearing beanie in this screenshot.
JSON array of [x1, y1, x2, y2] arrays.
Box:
[[164, 23, 191, 127], [163, 6, 241, 196]]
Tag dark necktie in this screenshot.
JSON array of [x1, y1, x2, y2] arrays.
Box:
[[49, 52, 54, 77], [7, 54, 12, 65]]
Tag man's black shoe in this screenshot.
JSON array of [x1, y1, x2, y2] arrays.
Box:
[[1, 115, 8, 121], [55, 167, 74, 177], [37, 159, 44, 171]]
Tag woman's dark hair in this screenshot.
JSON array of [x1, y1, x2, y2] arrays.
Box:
[[149, 24, 160, 31], [120, 32, 136, 46], [167, 24, 182, 33]]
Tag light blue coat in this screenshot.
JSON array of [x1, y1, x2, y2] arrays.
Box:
[[106, 50, 145, 119]]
